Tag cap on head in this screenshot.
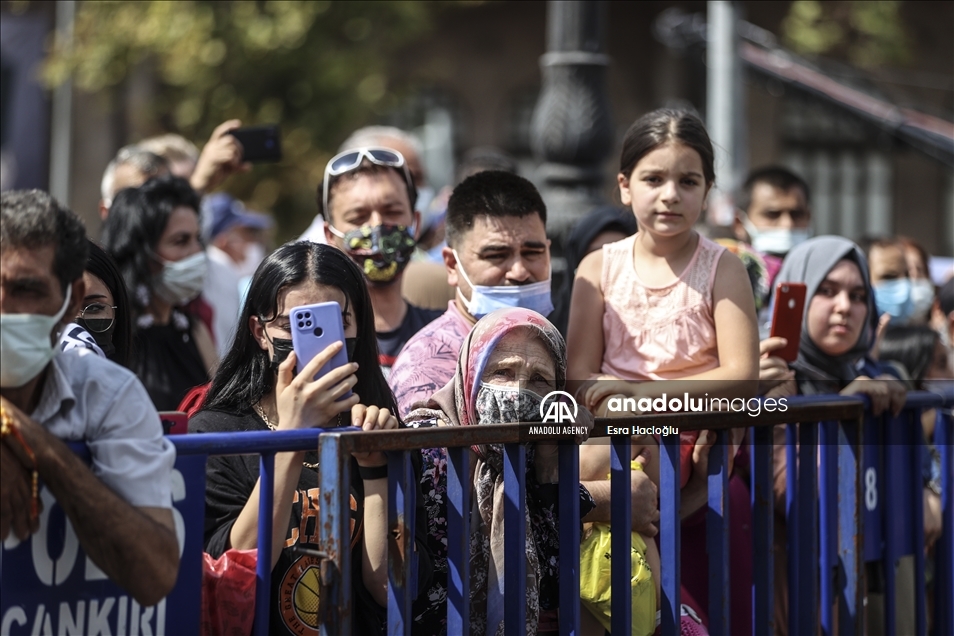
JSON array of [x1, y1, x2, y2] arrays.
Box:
[[202, 193, 273, 241]]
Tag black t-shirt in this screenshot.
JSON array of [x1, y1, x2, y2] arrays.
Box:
[[376, 303, 443, 376], [190, 408, 431, 636], [131, 313, 208, 411]]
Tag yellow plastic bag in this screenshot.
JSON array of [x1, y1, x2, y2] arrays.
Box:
[[579, 461, 656, 636]]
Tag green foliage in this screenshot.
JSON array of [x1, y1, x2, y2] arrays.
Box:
[[42, 0, 448, 240], [782, 1, 911, 69]]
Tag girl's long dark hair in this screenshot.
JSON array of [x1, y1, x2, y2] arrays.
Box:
[[202, 241, 398, 416], [86, 239, 133, 368]]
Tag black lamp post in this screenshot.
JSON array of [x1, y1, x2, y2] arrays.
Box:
[[530, 0, 614, 265]]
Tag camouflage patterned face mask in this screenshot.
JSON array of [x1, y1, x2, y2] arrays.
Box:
[[333, 224, 416, 285]]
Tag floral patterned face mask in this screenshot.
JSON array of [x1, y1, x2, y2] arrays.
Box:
[[474, 383, 545, 426], [330, 223, 416, 285]]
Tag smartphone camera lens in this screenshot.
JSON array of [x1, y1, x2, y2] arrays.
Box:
[[306, 320, 312, 327], [313, 327, 323, 337]]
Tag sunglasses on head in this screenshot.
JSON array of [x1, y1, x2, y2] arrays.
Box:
[[322, 147, 414, 216]]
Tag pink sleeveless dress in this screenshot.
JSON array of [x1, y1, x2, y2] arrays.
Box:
[[601, 233, 752, 636], [600, 233, 725, 381]]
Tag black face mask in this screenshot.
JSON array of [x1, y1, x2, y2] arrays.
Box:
[[269, 337, 358, 373], [270, 337, 294, 374], [77, 318, 116, 359]]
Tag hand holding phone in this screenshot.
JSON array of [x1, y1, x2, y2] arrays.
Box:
[[769, 282, 807, 362], [273, 301, 358, 429], [274, 341, 358, 430]]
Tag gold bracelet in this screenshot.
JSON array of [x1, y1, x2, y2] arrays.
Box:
[[0, 407, 40, 523]]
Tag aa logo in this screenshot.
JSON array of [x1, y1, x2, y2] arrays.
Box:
[[540, 391, 578, 424]]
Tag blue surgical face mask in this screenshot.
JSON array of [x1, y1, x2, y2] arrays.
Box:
[[453, 250, 554, 319], [873, 278, 914, 323]]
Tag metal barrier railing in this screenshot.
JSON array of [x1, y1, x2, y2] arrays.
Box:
[[286, 391, 951, 636], [5, 392, 948, 635]]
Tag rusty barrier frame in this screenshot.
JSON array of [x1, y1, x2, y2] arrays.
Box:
[[165, 391, 952, 635]]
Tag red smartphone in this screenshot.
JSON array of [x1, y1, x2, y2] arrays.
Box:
[[159, 411, 188, 435], [289, 302, 352, 398], [770, 282, 807, 362]]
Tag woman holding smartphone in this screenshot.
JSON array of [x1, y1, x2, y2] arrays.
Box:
[[189, 241, 430, 635]]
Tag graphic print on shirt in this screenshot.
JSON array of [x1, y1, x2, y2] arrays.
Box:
[[278, 488, 358, 635]]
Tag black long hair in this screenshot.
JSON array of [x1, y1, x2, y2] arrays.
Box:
[[879, 325, 941, 388], [551, 205, 636, 336], [86, 239, 134, 368], [101, 176, 201, 314], [202, 241, 398, 416]]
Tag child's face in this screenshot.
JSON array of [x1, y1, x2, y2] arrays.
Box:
[[617, 143, 710, 237]]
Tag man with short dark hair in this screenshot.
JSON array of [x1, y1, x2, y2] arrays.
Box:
[[318, 148, 442, 376], [733, 166, 812, 259], [0, 190, 179, 606], [389, 170, 552, 415]]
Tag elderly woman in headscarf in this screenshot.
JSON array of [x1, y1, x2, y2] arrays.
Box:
[[759, 236, 907, 634], [406, 307, 595, 635]]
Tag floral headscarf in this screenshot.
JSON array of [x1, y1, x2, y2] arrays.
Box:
[[407, 307, 567, 635], [419, 306, 566, 434]]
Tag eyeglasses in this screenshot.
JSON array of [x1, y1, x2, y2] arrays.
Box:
[[78, 302, 117, 333], [321, 147, 414, 217]]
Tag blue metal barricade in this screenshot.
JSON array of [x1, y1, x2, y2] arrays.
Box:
[[2, 392, 950, 635]]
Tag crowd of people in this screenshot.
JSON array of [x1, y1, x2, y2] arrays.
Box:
[[1, 106, 952, 636]]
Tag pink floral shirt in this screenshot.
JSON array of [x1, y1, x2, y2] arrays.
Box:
[[388, 301, 472, 417]]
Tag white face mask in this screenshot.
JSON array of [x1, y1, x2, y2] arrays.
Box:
[[741, 215, 811, 256], [1, 286, 72, 388], [909, 279, 934, 323], [235, 242, 266, 279], [153, 251, 208, 306], [453, 250, 554, 319]]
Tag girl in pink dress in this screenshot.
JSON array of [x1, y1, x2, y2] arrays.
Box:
[[567, 109, 759, 635]]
